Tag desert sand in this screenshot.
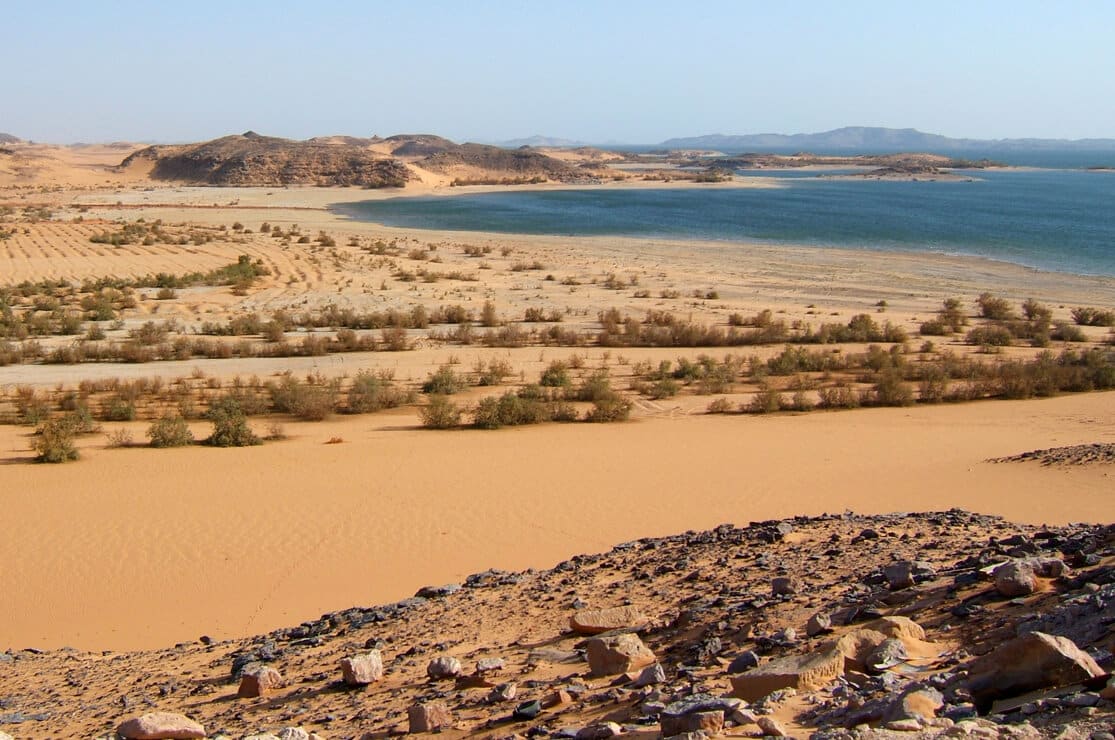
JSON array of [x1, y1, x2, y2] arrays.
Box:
[[1, 160, 1113, 656]]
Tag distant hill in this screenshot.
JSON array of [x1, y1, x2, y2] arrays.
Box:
[[119, 132, 588, 187], [0, 133, 22, 144], [497, 135, 589, 148], [122, 132, 411, 187], [661, 127, 1115, 153]]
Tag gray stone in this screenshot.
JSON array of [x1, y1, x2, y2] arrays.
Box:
[[727, 651, 760, 673], [806, 611, 833, 637], [866, 638, 908, 673], [426, 655, 462, 680], [771, 576, 801, 596], [633, 662, 666, 687]]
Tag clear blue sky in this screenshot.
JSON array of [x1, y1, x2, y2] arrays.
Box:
[[3, 0, 1113, 144]]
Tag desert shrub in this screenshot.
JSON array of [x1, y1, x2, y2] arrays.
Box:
[[574, 369, 617, 402], [539, 360, 571, 388], [818, 384, 860, 409], [789, 390, 815, 412], [919, 319, 950, 336], [706, 397, 734, 414], [584, 395, 632, 422], [107, 428, 134, 448], [647, 377, 679, 399], [480, 300, 499, 327], [966, 325, 1014, 347], [422, 364, 465, 394], [976, 292, 1015, 321], [203, 397, 261, 447], [1071, 307, 1115, 327], [147, 415, 194, 448], [345, 370, 410, 413], [747, 386, 783, 414], [33, 416, 79, 463], [156, 287, 177, 300], [870, 370, 915, 406], [474, 357, 513, 386], [472, 391, 554, 429], [102, 395, 136, 421], [1051, 322, 1087, 342], [269, 374, 338, 420], [420, 395, 461, 429]]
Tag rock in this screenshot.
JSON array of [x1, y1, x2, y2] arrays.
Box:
[[866, 616, 926, 642], [276, 730, 312, 740], [476, 657, 505, 674], [884, 560, 936, 590], [414, 583, 460, 598], [633, 662, 666, 687], [541, 689, 572, 708], [576, 722, 622, 739], [887, 718, 924, 732], [806, 612, 833, 637], [408, 701, 454, 733], [661, 710, 724, 737], [514, 699, 542, 719], [771, 576, 801, 596], [889, 688, 944, 722], [0, 732, 11, 740], [1100, 676, 1115, 700], [832, 628, 889, 672], [488, 681, 517, 703], [569, 605, 647, 635], [238, 664, 283, 698], [966, 631, 1104, 709], [115, 712, 206, 739], [426, 655, 462, 680], [757, 716, 789, 736], [995, 561, 1037, 597], [866, 638, 908, 673], [727, 650, 760, 673], [1067, 692, 1101, 707], [730, 647, 844, 701], [585, 633, 656, 676], [341, 650, 383, 686]]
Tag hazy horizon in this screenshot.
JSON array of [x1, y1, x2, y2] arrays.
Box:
[[3, 0, 1114, 144]]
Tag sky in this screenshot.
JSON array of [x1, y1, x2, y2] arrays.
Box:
[[3, 1, 1114, 144]]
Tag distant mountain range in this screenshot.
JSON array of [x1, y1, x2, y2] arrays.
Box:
[[660, 127, 1115, 153], [0, 133, 22, 144], [497, 135, 590, 148]]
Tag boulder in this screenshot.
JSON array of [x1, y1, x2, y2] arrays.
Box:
[[576, 722, 622, 739], [832, 628, 889, 672], [238, 664, 283, 698], [866, 616, 926, 642], [726, 650, 760, 673], [660, 710, 724, 737], [341, 650, 384, 686], [771, 576, 801, 596], [569, 605, 647, 635], [806, 611, 833, 637], [866, 638, 908, 673], [729, 647, 844, 701], [966, 631, 1104, 709], [115, 712, 206, 739], [476, 657, 505, 674], [542, 689, 572, 708], [995, 560, 1037, 597], [426, 655, 462, 680], [757, 716, 789, 737], [884, 560, 937, 590], [889, 687, 944, 722], [633, 662, 666, 687], [408, 701, 454, 733], [585, 633, 656, 676]]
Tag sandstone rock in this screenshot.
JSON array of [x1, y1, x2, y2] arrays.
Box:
[[542, 689, 572, 708], [585, 633, 656, 676], [966, 631, 1104, 708], [884, 560, 935, 590], [866, 638, 909, 673], [488, 681, 517, 702], [887, 718, 923, 732], [866, 616, 926, 642], [238, 664, 283, 698], [771, 576, 801, 596], [426, 655, 462, 680], [727, 650, 760, 673], [569, 605, 647, 635], [995, 561, 1037, 597], [476, 657, 505, 674], [576, 722, 622, 739], [757, 716, 789, 736], [730, 647, 844, 701], [661, 710, 724, 737], [0, 732, 11, 740], [832, 628, 889, 672], [276, 729, 313, 740], [889, 687, 944, 722], [115, 712, 206, 739], [408, 701, 454, 733], [633, 662, 666, 687], [341, 650, 383, 686], [806, 611, 833, 637]]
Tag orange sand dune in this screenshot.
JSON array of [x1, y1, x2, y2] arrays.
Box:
[[2, 392, 1112, 651]]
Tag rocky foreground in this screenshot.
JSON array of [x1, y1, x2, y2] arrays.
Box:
[[2, 510, 1115, 739]]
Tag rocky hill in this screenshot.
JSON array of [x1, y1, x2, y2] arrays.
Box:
[[119, 132, 590, 188], [121, 132, 412, 187], [3, 509, 1115, 739], [0, 133, 21, 145]]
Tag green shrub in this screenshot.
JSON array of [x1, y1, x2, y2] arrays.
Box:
[[966, 325, 1014, 347], [539, 360, 571, 388], [584, 396, 632, 422], [420, 395, 461, 428], [1051, 322, 1087, 342], [1071, 307, 1115, 327], [976, 292, 1015, 320], [347, 370, 413, 413], [818, 384, 860, 409], [422, 364, 465, 394], [33, 416, 80, 463], [147, 415, 194, 448], [747, 386, 783, 414], [870, 370, 915, 406], [203, 397, 261, 447], [472, 392, 552, 429]]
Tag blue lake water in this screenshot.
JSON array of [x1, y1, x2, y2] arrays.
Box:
[[333, 169, 1115, 277]]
